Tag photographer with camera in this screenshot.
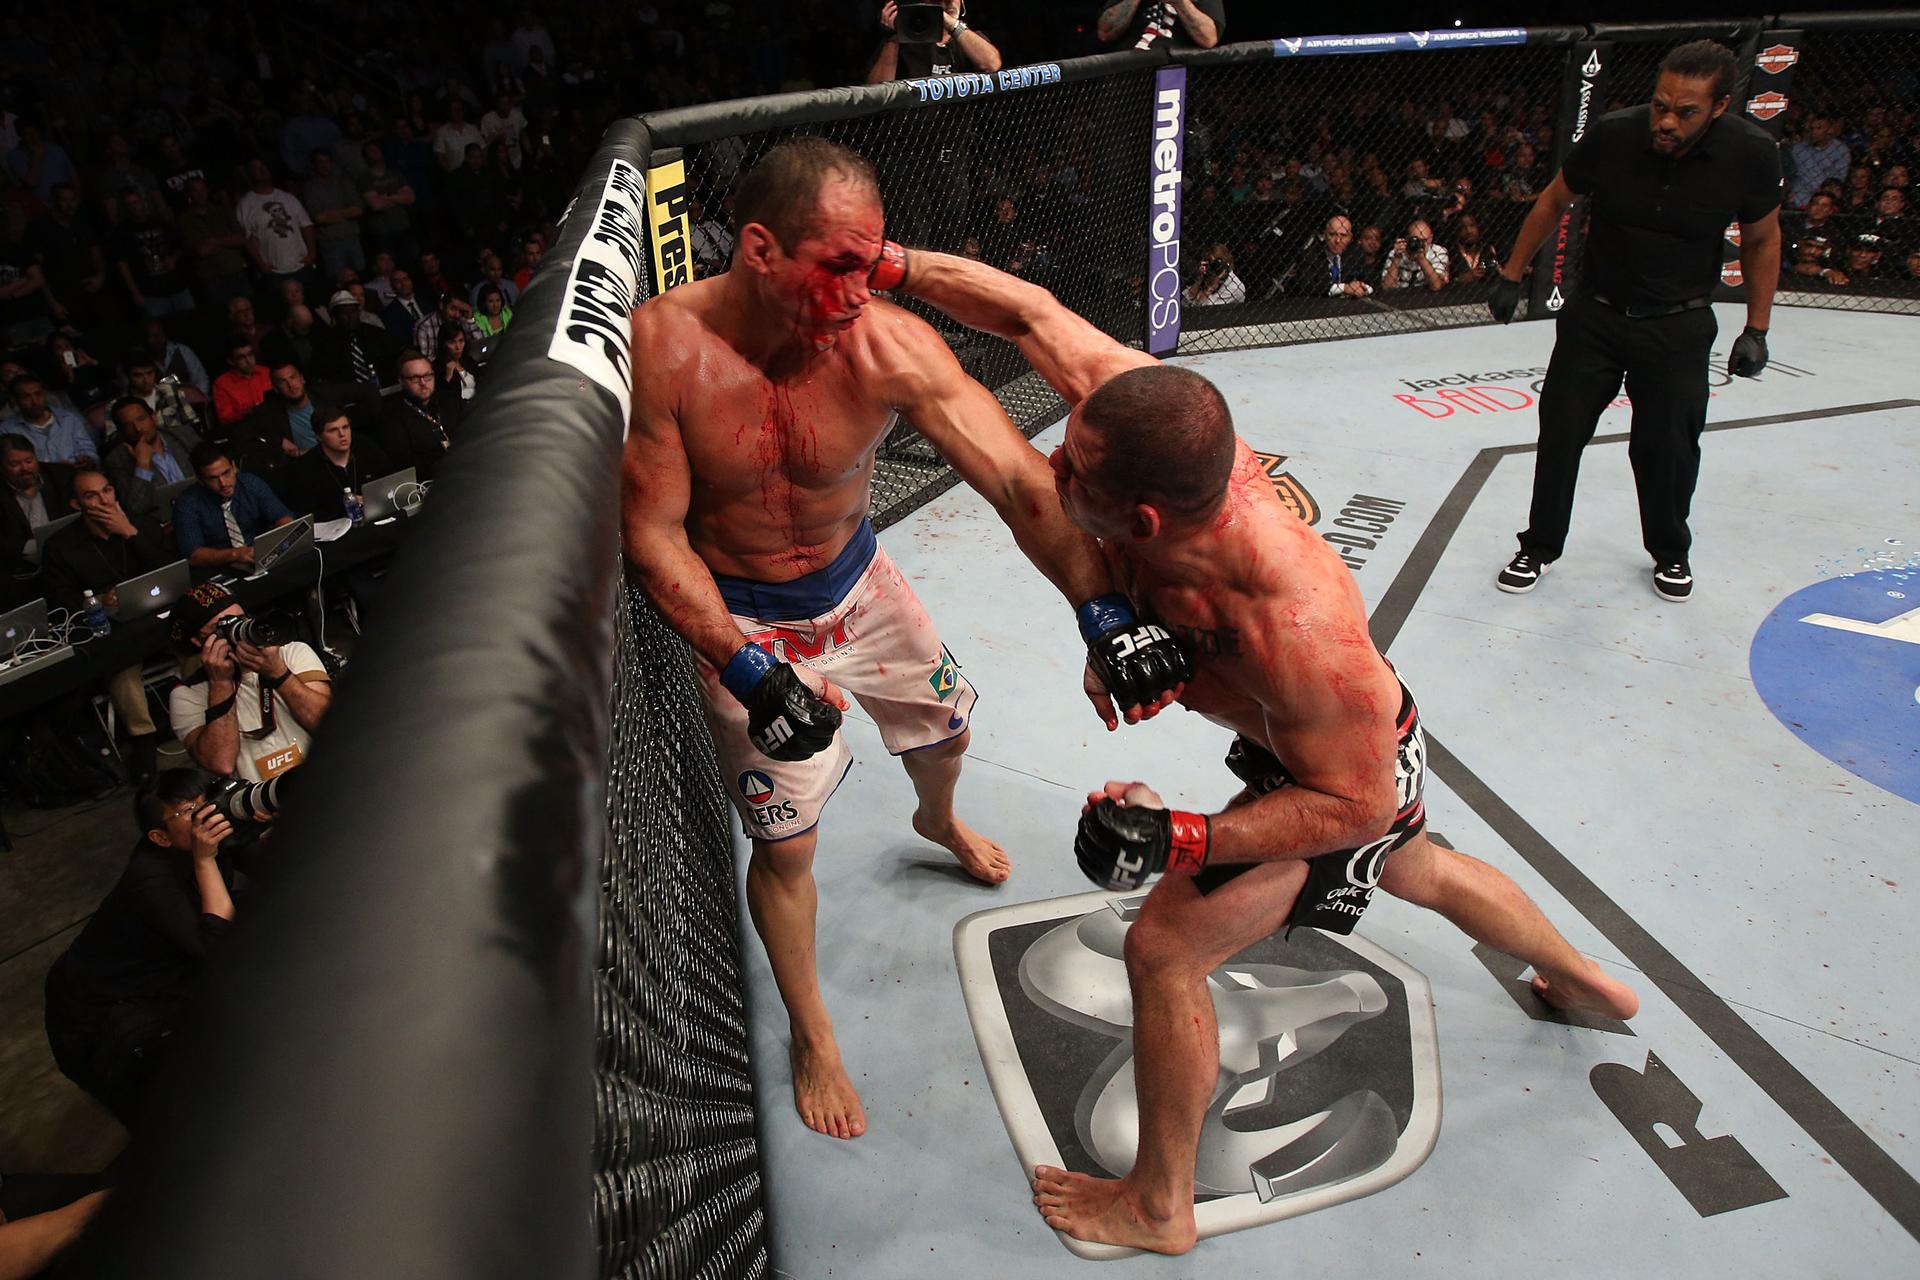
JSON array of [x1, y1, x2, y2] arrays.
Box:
[[1182, 241, 1246, 306], [866, 3, 1001, 83], [1382, 217, 1451, 293], [165, 581, 332, 783], [42, 768, 240, 1128]]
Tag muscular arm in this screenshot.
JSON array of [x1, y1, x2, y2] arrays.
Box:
[[1499, 170, 1579, 282], [865, 302, 1110, 605], [1739, 207, 1780, 331], [1172, 0, 1219, 48], [276, 670, 331, 731], [1206, 623, 1401, 863], [899, 250, 1153, 406], [955, 27, 1002, 73], [620, 308, 751, 669], [1096, 0, 1142, 42]]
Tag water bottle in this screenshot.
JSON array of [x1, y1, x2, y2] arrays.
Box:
[[344, 487, 365, 527], [82, 588, 112, 637]]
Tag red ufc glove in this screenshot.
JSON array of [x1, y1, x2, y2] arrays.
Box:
[[870, 240, 910, 292]]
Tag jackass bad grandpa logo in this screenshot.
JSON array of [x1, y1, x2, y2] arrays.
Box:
[[965, 894, 1439, 1252]]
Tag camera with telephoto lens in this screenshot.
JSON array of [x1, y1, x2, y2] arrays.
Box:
[[213, 615, 290, 649], [895, 2, 945, 43], [200, 772, 291, 846]]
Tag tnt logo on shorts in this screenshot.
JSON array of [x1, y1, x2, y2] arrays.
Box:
[[955, 892, 1441, 1258], [929, 648, 959, 700]]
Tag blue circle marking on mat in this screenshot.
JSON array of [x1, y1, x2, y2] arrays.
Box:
[[1750, 570, 1920, 805]]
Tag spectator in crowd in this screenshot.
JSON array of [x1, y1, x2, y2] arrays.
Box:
[[1402, 156, 1443, 201], [1788, 115, 1851, 208], [249, 360, 320, 476], [1289, 215, 1369, 297], [474, 282, 513, 337], [466, 250, 520, 308], [1, 432, 75, 573], [1348, 224, 1388, 288], [303, 149, 366, 280], [154, 132, 205, 209], [1827, 233, 1886, 287], [867, 0, 1003, 83], [168, 583, 331, 782], [278, 276, 312, 325], [177, 176, 254, 307], [445, 143, 508, 264], [1095, 0, 1224, 49], [211, 335, 272, 429], [359, 141, 420, 265], [1905, 247, 1920, 286], [280, 90, 342, 179], [433, 99, 484, 173], [1787, 190, 1844, 250], [172, 441, 295, 571], [1787, 231, 1835, 282], [381, 268, 429, 343], [39, 465, 175, 780], [1383, 217, 1450, 292], [511, 234, 545, 291], [137, 318, 212, 400], [235, 159, 317, 290], [434, 322, 479, 401], [1, 372, 95, 463], [110, 189, 195, 318], [43, 333, 115, 435], [102, 395, 196, 522], [314, 291, 396, 387], [42, 769, 239, 1127], [362, 251, 399, 307], [380, 351, 459, 482], [280, 402, 393, 522], [5, 118, 78, 204], [226, 294, 269, 346], [259, 303, 319, 374], [415, 250, 454, 309], [26, 184, 108, 329], [1450, 214, 1499, 286], [1184, 242, 1246, 306], [1854, 185, 1910, 253], [96, 132, 161, 204], [1842, 163, 1877, 215], [479, 89, 528, 168], [332, 112, 376, 185], [0, 214, 58, 349], [121, 350, 202, 438], [411, 291, 477, 365]]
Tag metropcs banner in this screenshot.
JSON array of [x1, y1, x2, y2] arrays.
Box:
[[1145, 65, 1187, 356]]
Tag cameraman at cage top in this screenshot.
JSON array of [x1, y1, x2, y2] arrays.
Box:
[[867, 2, 1001, 83], [866, 4, 1002, 252], [165, 582, 333, 783]]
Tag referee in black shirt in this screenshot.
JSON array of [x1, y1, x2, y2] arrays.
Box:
[[1487, 41, 1782, 602]]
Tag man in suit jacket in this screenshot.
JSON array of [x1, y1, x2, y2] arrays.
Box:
[[380, 268, 431, 346], [102, 397, 199, 524], [379, 352, 462, 483], [311, 292, 398, 389], [2, 432, 77, 577]]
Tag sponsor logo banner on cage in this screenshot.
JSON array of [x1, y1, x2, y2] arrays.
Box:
[[1145, 66, 1186, 356], [547, 156, 650, 419], [955, 892, 1440, 1259], [1271, 28, 1526, 58]]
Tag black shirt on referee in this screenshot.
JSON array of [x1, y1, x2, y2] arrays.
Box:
[[1489, 40, 1783, 603]]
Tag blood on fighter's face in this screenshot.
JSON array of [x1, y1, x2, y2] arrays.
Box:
[[774, 179, 885, 349]]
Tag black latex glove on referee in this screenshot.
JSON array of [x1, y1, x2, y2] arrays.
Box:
[[1486, 275, 1523, 324], [1075, 791, 1211, 891], [1079, 595, 1192, 730], [1727, 327, 1769, 378]]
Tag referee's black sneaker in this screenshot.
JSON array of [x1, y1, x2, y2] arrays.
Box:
[[1497, 552, 1552, 594], [1652, 561, 1693, 602]]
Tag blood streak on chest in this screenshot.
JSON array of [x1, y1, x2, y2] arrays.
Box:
[[742, 379, 823, 564]]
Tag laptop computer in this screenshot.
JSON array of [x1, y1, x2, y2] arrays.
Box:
[[244, 515, 315, 580], [30, 511, 81, 553], [112, 559, 192, 622], [0, 597, 74, 686], [361, 467, 419, 523], [155, 478, 196, 522]]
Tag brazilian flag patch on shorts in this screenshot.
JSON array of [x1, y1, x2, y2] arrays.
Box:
[[929, 648, 959, 700]]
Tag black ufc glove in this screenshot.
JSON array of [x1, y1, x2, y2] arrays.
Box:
[[720, 644, 841, 761], [1486, 275, 1522, 324], [1078, 595, 1192, 715], [1075, 797, 1210, 891], [1728, 326, 1769, 378]]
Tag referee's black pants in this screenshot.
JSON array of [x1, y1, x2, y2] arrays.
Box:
[[1519, 294, 1717, 566]]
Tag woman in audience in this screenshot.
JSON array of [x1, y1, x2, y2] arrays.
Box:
[[435, 324, 479, 401], [473, 283, 512, 338]]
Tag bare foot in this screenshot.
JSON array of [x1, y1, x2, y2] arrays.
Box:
[[912, 810, 1011, 884], [1532, 962, 1640, 1021], [791, 1036, 866, 1139], [1031, 1166, 1196, 1256]]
